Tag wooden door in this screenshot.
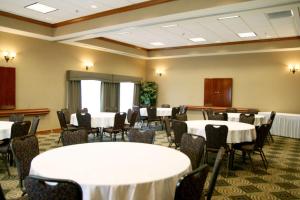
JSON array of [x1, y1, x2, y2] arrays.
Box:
[[0, 67, 16, 109], [204, 78, 232, 107]]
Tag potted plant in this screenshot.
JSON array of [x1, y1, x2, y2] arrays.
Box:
[[140, 82, 158, 107]]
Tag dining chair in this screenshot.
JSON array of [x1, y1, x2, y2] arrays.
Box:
[[25, 175, 82, 200], [76, 112, 99, 137], [267, 111, 276, 143], [179, 105, 187, 114], [11, 135, 39, 194], [123, 110, 138, 133], [172, 120, 187, 149], [239, 113, 255, 125], [61, 130, 88, 146], [175, 113, 188, 121], [127, 128, 155, 144], [171, 107, 180, 120], [28, 116, 40, 135], [146, 107, 161, 127], [103, 112, 127, 141], [180, 133, 206, 170], [207, 112, 228, 121], [61, 108, 71, 124], [9, 114, 24, 122], [163, 117, 175, 147], [174, 164, 209, 200], [57, 111, 78, 143]]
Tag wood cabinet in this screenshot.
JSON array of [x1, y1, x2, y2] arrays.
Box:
[[0, 67, 15, 109], [204, 78, 232, 107]]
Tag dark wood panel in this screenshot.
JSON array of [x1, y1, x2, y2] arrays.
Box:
[[204, 78, 232, 107], [0, 67, 15, 109], [187, 105, 259, 113], [0, 108, 50, 117]]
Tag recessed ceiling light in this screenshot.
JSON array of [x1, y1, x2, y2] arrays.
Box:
[[218, 15, 239, 20], [150, 42, 164, 46], [90, 5, 97, 9], [25, 3, 57, 14], [161, 24, 177, 28], [189, 37, 206, 42], [237, 32, 256, 38]]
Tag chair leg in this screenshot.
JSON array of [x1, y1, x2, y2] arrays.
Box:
[[3, 154, 10, 176], [259, 149, 268, 170], [269, 131, 274, 142], [247, 151, 255, 171]]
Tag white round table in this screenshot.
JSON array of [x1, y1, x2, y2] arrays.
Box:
[[227, 113, 266, 126], [140, 108, 172, 117], [30, 142, 191, 200], [70, 112, 115, 128], [186, 120, 256, 144], [0, 121, 14, 140]]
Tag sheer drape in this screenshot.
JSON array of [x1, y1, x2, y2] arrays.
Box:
[[100, 82, 120, 112], [67, 80, 82, 113], [133, 83, 141, 106]]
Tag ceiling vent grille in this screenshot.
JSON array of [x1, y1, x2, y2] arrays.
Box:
[[266, 10, 293, 19]]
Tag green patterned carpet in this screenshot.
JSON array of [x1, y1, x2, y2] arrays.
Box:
[[1, 131, 300, 200]]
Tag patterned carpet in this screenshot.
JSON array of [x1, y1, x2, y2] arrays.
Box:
[[1, 131, 300, 200]]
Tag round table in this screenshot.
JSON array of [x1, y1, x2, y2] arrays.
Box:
[[30, 142, 191, 200], [140, 108, 172, 117], [70, 112, 115, 128], [0, 121, 14, 140], [186, 120, 256, 144], [227, 113, 266, 126]]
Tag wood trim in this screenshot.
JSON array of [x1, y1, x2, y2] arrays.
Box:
[[97, 37, 149, 51], [0, 11, 54, 27], [0, 108, 50, 117], [53, 0, 175, 27], [37, 129, 61, 135], [187, 105, 258, 113]]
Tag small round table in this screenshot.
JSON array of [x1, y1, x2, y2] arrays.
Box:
[[0, 121, 14, 140], [30, 142, 191, 200]]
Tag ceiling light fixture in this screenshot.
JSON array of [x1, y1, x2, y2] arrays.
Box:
[[25, 3, 57, 14], [218, 15, 239, 20], [90, 5, 97, 9], [150, 42, 164, 46], [189, 37, 206, 42], [237, 32, 256, 38], [161, 24, 177, 28]]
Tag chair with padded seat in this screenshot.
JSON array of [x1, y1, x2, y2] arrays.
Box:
[[267, 111, 276, 143], [25, 175, 82, 200], [76, 112, 99, 137], [61, 108, 72, 124], [176, 113, 188, 121], [239, 113, 255, 125], [29, 116, 40, 135], [61, 130, 88, 146], [146, 107, 161, 127], [172, 120, 187, 149], [123, 110, 138, 133], [174, 164, 209, 200], [57, 111, 78, 143], [11, 135, 39, 194], [163, 117, 175, 147], [103, 112, 127, 141], [207, 112, 228, 121], [127, 128, 155, 144], [180, 133, 206, 170], [9, 114, 25, 122], [171, 107, 180, 120]]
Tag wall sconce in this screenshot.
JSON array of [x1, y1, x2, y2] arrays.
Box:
[[2, 51, 16, 62], [84, 62, 94, 70], [288, 64, 299, 74], [156, 69, 164, 77]]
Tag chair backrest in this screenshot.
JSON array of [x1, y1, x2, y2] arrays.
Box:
[[128, 128, 155, 144], [161, 104, 170, 108], [132, 106, 141, 122], [129, 111, 138, 127], [247, 109, 258, 114], [163, 117, 172, 138], [80, 108, 88, 114], [205, 124, 228, 149], [225, 108, 237, 113], [239, 113, 255, 125], [268, 111, 276, 126], [57, 111, 68, 130], [29, 116, 40, 135], [255, 123, 271, 149], [174, 164, 209, 200], [180, 133, 206, 170], [11, 135, 39, 185], [206, 147, 225, 200], [113, 112, 127, 130], [179, 105, 187, 114], [147, 107, 157, 121], [0, 184, 6, 200], [171, 107, 180, 119], [61, 130, 88, 146], [127, 108, 133, 123], [11, 121, 31, 139], [25, 175, 83, 200], [176, 113, 188, 121], [61, 108, 71, 124], [208, 112, 228, 121], [173, 120, 187, 146], [76, 112, 92, 129], [9, 114, 24, 122]]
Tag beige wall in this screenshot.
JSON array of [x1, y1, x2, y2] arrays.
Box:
[[146, 51, 300, 119], [0, 31, 146, 130]]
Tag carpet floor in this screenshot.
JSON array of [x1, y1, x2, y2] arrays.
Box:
[[1, 131, 300, 200]]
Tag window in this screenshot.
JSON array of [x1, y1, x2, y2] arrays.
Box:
[[120, 82, 134, 112], [81, 80, 101, 113]]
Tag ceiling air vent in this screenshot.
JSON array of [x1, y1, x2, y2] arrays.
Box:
[[266, 10, 293, 19]]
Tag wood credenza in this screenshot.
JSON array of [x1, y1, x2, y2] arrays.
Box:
[[0, 108, 50, 117], [187, 105, 258, 113]]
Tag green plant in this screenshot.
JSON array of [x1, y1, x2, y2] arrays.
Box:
[[140, 82, 158, 106]]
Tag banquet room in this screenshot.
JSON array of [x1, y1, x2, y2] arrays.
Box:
[[0, 0, 300, 199]]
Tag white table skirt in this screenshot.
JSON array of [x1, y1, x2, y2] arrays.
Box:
[[70, 112, 115, 128], [140, 108, 172, 117], [30, 142, 191, 200], [259, 112, 300, 138], [227, 113, 267, 126], [186, 120, 256, 144], [0, 121, 14, 140]]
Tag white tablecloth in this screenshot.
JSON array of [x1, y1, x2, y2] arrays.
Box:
[[0, 121, 14, 140], [140, 108, 172, 117], [227, 113, 266, 126], [30, 142, 191, 200], [70, 112, 115, 128], [259, 112, 300, 138], [186, 120, 256, 144]]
